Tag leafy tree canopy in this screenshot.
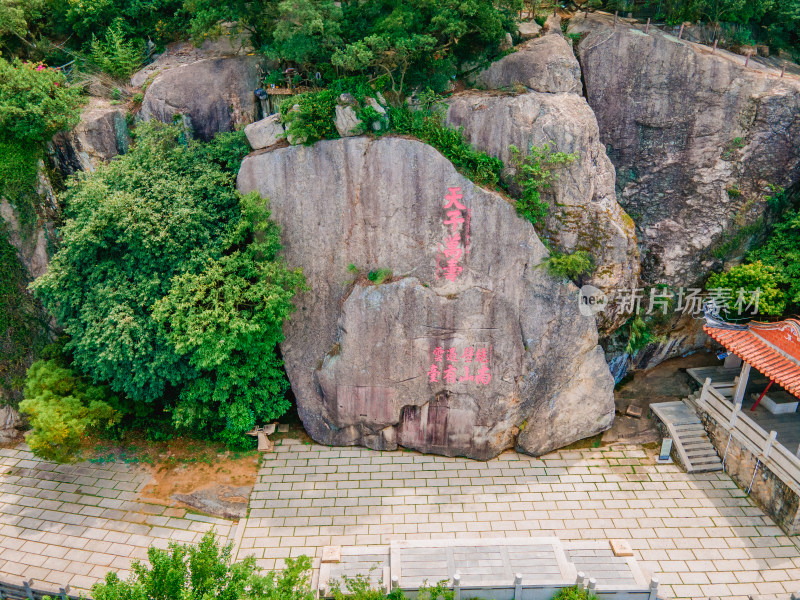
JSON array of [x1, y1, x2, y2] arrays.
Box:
[[187, 0, 522, 92], [31, 123, 304, 447], [19, 359, 121, 462], [92, 531, 315, 600]]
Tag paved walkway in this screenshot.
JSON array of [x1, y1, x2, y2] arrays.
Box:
[[0, 445, 234, 593], [2, 439, 800, 599], [237, 439, 800, 600]]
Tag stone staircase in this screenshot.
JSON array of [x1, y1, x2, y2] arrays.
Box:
[[650, 398, 723, 473]]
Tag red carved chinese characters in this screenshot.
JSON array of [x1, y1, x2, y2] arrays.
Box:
[[437, 187, 469, 281], [427, 345, 492, 387]]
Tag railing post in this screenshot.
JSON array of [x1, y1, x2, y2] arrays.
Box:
[[648, 577, 659, 600], [763, 430, 778, 459], [452, 573, 460, 600], [729, 405, 740, 428], [576, 571, 586, 589], [22, 580, 34, 600], [514, 573, 522, 600]]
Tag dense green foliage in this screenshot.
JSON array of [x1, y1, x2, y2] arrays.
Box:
[[750, 210, 800, 309], [609, 0, 800, 55], [188, 0, 521, 92], [705, 195, 800, 319], [279, 90, 339, 145], [390, 104, 505, 189], [19, 359, 120, 462], [31, 123, 304, 448], [88, 22, 145, 79], [0, 57, 82, 145], [92, 531, 315, 600], [0, 233, 48, 396], [508, 143, 578, 226], [706, 260, 786, 317], [545, 250, 595, 281]]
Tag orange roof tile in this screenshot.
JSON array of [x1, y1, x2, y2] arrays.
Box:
[[704, 318, 800, 398]]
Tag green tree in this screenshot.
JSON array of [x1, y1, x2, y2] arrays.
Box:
[[152, 194, 305, 447], [92, 531, 316, 600], [19, 360, 121, 462], [705, 260, 786, 317], [750, 210, 800, 309], [32, 124, 303, 446]]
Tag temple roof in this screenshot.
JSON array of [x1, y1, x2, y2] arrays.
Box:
[[703, 312, 800, 398]]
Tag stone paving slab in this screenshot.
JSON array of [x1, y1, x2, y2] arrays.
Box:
[[0, 445, 234, 594], [237, 439, 800, 600]]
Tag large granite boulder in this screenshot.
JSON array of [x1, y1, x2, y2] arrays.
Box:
[[470, 34, 582, 94], [244, 114, 284, 150], [446, 91, 640, 329], [140, 55, 264, 141], [570, 13, 800, 285], [49, 99, 130, 175], [238, 136, 614, 459]]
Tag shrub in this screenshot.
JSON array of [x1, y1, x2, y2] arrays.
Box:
[[551, 586, 598, 600], [19, 360, 121, 462], [92, 531, 315, 600], [0, 57, 83, 144], [545, 250, 595, 280], [88, 22, 145, 79], [32, 123, 304, 447], [390, 104, 504, 189], [367, 268, 392, 284], [509, 142, 578, 226], [279, 90, 339, 145], [706, 260, 787, 317], [750, 209, 800, 311]]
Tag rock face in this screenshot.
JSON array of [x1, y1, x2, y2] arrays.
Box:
[[471, 34, 582, 94], [0, 166, 58, 280], [517, 20, 542, 41], [244, 114, 284, 150], [140, 55, 264, 141], [49, 99, 130, 174], [571, 13, 800, 285], [237, 136, 614, 459], [446, 92, 640, 325]]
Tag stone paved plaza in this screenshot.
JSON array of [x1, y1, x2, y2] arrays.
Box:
[[237, 439, 800, 600], [2, 439, 800, 599], [0, 445, 234, 592]]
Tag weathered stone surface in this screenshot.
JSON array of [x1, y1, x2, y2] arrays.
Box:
[[131, 30, 254, 88], [470, 34, 582, 94], [0, 165, 58, 280], [570, 13, 800, 285], [517, 20, 542, 41], [140, 55, 264, 141], [334, 104, 362, 137], [0, 405, 20, 431], [244, 114, 285, 150], [49, 99, 130, 175], [237, 136, 614, 459], [446, 91, 640, 329], [543, 12, 562, 35]]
